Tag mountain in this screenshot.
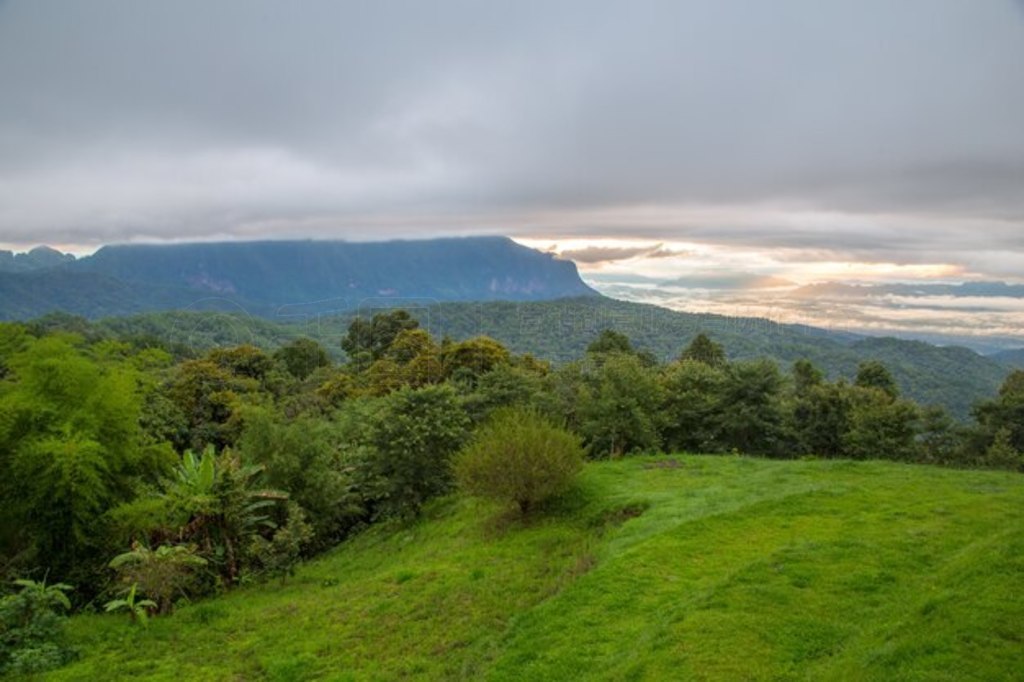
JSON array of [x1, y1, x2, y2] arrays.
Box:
[[52, 456, 1024, 680], [0, 237, 597, 319], [0, 245, 75, 273]]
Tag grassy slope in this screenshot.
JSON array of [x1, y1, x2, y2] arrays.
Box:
[[50, 456, 1023, 681]]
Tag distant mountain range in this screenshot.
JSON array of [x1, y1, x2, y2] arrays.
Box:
[[0, 237, 597, 319], [0, 245, 75, 273]]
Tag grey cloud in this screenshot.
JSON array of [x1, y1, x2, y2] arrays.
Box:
[[557, 243, 686, 265], [0, 0, 1022, 277], [557, 246, 658, 265]]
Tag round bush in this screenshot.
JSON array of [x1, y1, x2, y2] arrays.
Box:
[[454, 408, 584, 514]]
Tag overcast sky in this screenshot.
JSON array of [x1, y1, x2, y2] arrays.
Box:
[[1, 0, 1023, 282]]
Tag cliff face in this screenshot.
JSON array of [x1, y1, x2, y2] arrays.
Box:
[[0, 237, 599, 319]]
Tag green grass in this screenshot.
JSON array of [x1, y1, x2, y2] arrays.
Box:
[[47, 456, 1023, 681]]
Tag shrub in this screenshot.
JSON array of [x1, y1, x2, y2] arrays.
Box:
[[0, 579, 76, 675], [454, 408, 584, 514], [108, 543, 207, 614]]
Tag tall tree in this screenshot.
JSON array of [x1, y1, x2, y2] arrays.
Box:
[[855, 360, 899, 400], [680, 333, 726, 367], [341, 310, 419, 365], [717, 360, 786, 456]]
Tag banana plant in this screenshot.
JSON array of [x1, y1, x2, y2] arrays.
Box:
[[104, 583, 157, 625]]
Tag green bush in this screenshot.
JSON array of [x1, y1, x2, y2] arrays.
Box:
[[454, 408, 584, 514], [0, 579, 76, 675]]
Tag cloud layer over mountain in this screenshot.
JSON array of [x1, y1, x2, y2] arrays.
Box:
[[0, 0, 1022, 278]]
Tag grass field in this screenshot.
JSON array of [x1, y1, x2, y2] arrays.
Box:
[[46, 455, 1023, 681]]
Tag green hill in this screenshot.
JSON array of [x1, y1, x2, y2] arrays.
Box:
[[71, 297, 1009, 418], [52, 455, 1023, 681]]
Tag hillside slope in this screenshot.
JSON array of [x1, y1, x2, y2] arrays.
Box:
[[53, 456, 1023, 681], [47, 297, 1010, 418], [991, 347, 1024, 369]]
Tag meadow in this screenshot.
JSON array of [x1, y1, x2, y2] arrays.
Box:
[[46, 455, 1024, 681]]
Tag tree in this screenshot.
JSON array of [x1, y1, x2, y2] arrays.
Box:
[[239, 410, 366, 547], [454, 408, 583, 514], [855, 360, 899, 400], [0, 335, 146, 584], [792, 382, 852, 457], [461, 363, 545, 423], [660, 359, 725, 452], [167, 359, 254, 451], [843, 388, 919, 461], [274, 338, 331, 380], [586, 329, 634, 355], [440, 336, 511, 383], [792, 359, 824, 395], [363, 328, 443, 394], [717, 360, 786, 456], [974, 369, 1024, 452], [578, 353, 663, 457], [366, 385, 471, 518], [680, 333, 726, 367], [341, 310, 419, 365], [983, 428, 1023, 471]]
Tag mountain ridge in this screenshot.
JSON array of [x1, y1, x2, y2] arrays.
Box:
[[0, 236, 598, 319]]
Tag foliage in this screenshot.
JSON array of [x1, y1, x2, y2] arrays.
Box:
[[717, 359, 786, 456], [0, 334, 146, 586], [974, 369, 1024, 452], [274, 337, 331, 380], [103, 583, 157, 626], [341, 310, 419, 365], [1, 307, 1020, 610], [454, 408, 584, 514], [659, 359, 726, 453], [365, 384, 471, 518], [47, 456, 1024, 681], [679, 332, 726, 367], [0, 579, 76, 675], [586, 329, 634, 355], [108, 544, 207, 615], [843, 388, 920, 460], [239, 410, 366, 547], [247, 502, 314, 583], [855, 360, 900, 399], [983, 428, 1023, 471], [578, 353, 663, 457], [440, 335, 512, 383]]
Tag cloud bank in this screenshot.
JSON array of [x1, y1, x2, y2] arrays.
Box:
[[0, 0, 1022, 278]]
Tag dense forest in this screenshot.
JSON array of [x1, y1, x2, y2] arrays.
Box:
[[23, 296, 1016, 420], [1, 310, 1021, 674]]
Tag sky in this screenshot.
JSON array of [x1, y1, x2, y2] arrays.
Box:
[[1, 1, 1023, 342]]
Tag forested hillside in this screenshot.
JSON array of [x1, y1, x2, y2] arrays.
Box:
[[991, 347, 1024, 369], [30, 295, 1010, 419], [2, 308, 1021, 676]]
